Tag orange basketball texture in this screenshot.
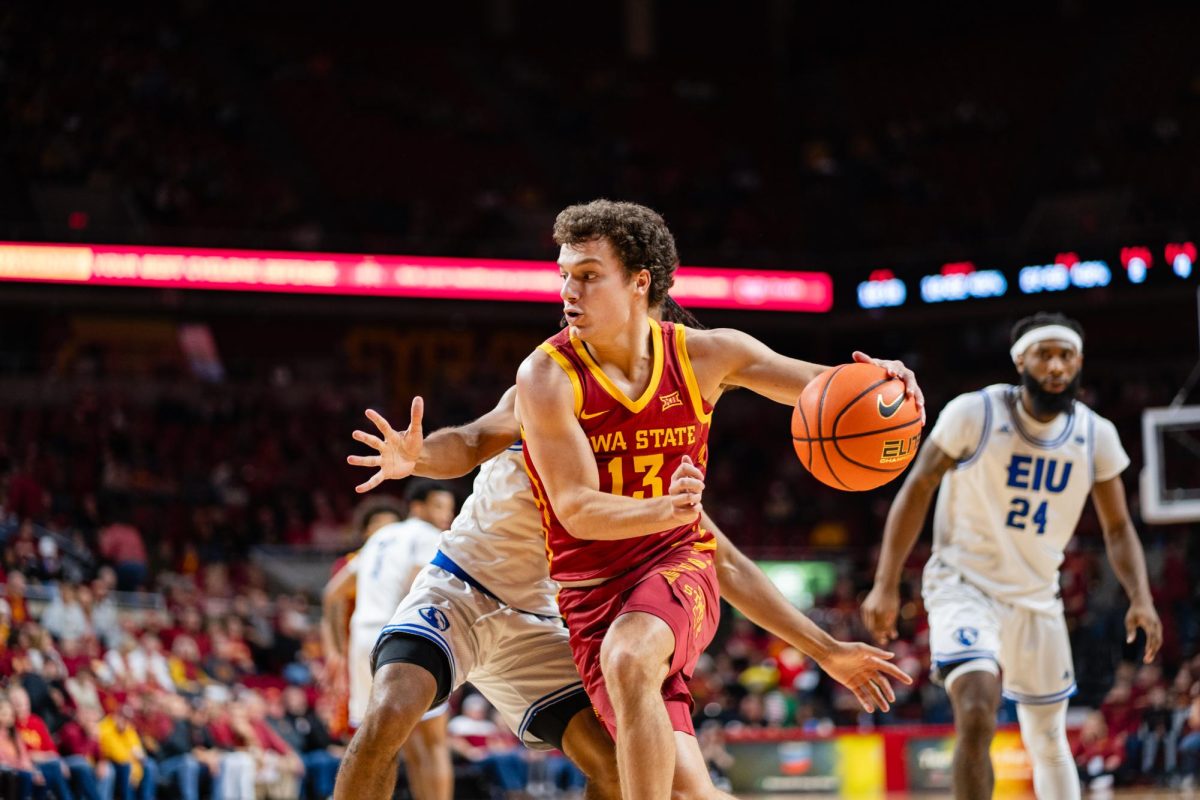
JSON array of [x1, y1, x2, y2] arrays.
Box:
[[791, 363, 924, 491]]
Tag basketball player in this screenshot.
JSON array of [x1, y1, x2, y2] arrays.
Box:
[[345, 480, 457, 800], [861, 312, 1163, 800], [320, 496, 404, 740], [517, 199, 924, 799], [337, 391, 912, 800]]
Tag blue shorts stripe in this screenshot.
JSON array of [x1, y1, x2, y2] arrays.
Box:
[[1003, 684, 1077, 705]]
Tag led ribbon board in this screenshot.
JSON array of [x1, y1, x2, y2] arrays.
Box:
[[0, 242, 834, 313]]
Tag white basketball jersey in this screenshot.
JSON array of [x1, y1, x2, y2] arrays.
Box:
[[438, 445, 560, 617], [925, 384, 1129, 614], [351, 518, 441, 635]]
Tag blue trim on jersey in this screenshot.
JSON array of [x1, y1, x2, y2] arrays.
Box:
[[432, 550, 503, 603], [933, 649, 999, 669], [518, 681, 588, 741], [1003, 683, 1078, 706], [957, 391, 993, 469], [505, 441, 522, 452], [1087, 412, 1096, 486], [1006, 387, 1076, 449], [376, 623, 458, 690]]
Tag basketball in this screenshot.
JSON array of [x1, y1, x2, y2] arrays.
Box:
[[792, 362, 924, 491]]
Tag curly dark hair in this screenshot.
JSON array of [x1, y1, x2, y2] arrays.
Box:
[[1010, 311, 1085, 347], [349, 495, 405, 537], [553, 199, 679, 307]]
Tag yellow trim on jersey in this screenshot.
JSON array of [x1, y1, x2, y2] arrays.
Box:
[[673, 324, 713, 424], [538, 342, 584, 418], [569, 318, 664, 414]]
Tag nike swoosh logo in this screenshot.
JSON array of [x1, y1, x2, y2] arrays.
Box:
[[580, 408, 610, 420], [877, 392, 905, 419]]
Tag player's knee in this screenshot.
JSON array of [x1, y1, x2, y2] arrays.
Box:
[[951, 683, 999, 742], [1018, 702, 1072, 763], [361, 664, 437, 740], [599, 640, 662, 692]]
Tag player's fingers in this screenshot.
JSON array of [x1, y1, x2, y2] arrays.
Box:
[[872, 657, 913, 685], [671, 477, 705, 494], [355, 471, 385, 494], [1144, 622, 1163, 662], [852, 350, 871, 364], [861, 644, 895, 659], [409, 396, 424, 434], [365, 409, 395, 438], [877, 674, 897, 703], [680, 455, 693, 467], [346, 454, 381, 468], [865, 679, 889, 712], [352, 430, 385, 451], [851, 687, 874, 714]]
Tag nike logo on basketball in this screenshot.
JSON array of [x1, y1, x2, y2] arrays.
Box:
[[877, 392, 905, 419], [580, 408, 609, 420]]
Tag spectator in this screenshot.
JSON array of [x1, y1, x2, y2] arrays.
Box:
[[97, 514, 147, 593], [64, 668, 104, 716], [273, 686, 341, 800], [41, 584, 91, 644], [56, 705, 109, 800], [131, 634, 175, 694], [447, 694, 527, 796], [168, 635, 209, 696], [152, 695, 210, 800], [5, 572, 29, 625], [0, 697, 40, 799], [202, 697, 257, 800], [1138, 685, 1174, 779], [9, 685, 76, 800], [1179, 697, 1200, 790], [239, 692, 303, 800], [82, 581, 121, 651], [1073, 710, 1124, 791], [97, 705, 157, 800]]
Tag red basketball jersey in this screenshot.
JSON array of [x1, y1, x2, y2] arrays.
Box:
[[523, 318, 714, 584]]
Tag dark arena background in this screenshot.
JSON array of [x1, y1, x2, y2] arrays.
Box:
[[1, 1, 1198, 797]]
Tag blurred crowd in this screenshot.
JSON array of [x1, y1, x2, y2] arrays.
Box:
[[0, 556, 574, 799]]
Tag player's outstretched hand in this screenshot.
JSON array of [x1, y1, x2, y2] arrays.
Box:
[[1127, 601, 1163, 664], [852, 351, 926, 425], [347, 397, 425, 493], [668, 455, 704, 523], [860, 583, 900, 646], [818, 640, 913, 714]]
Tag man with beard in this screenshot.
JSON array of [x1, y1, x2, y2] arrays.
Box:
[[861, 311, 1162, 800]]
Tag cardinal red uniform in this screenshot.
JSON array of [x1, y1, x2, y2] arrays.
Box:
[[523, 318, 720, 737]]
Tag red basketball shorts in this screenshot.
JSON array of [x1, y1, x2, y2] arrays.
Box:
[[556, 542, 720, 739]]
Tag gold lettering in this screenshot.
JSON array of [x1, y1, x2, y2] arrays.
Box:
[[636, 430, 649, 450]]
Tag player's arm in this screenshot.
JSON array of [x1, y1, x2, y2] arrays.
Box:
[[1091, 476, 1162, 662], [517, 351, 702, 540], [349, 387, 521, 490], [685, 328, 924, 416], [861, 440, 956, 644], [321, 564, 356, 658], [707, 513, 912, 713]]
